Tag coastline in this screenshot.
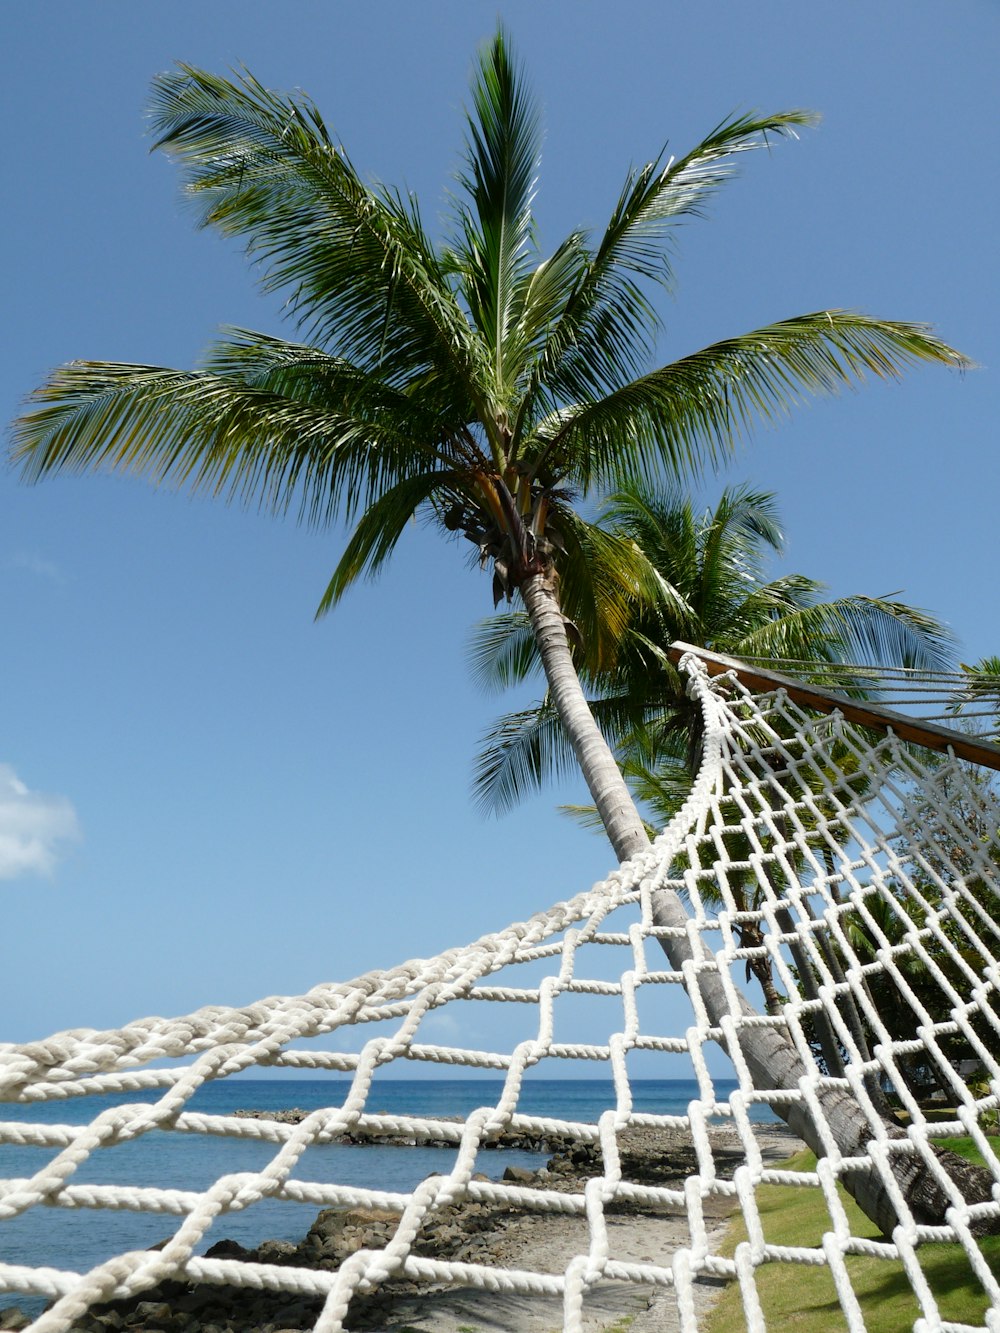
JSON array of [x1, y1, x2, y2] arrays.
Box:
[[10, 1120, 804, 1333]]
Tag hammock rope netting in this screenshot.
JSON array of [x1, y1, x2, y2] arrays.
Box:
[[2, 650, 998, 1331]]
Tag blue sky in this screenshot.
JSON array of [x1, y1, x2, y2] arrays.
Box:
[[2, 2, 997, 1074]]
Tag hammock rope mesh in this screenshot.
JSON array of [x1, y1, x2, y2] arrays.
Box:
[[2, 651, 998, 1331]]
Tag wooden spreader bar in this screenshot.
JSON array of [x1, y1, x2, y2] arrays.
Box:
[[667, 642, 1000, 774]]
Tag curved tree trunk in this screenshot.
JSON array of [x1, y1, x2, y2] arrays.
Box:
[[520, 571, 649, 862], [774, 903, 846, 1078], [520, 570, 995, 1235], [803, 892, 895, 1118]]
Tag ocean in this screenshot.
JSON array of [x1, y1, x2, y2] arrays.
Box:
[[0, 1077, 775, 1311]]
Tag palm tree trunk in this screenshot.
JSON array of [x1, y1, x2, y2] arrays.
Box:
[[519, 570, 995, 1235], [803, 890, 894, 1117], [520, 571, 649, 862], [745, 940, 785, 1016], [774, 904, 847, 1078]]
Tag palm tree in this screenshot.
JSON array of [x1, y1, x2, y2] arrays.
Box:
[[11, 34, 968, 862], [9, 32, 983, 1231], [952, 658, 1000, 736]]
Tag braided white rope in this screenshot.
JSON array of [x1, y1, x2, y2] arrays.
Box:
[[2, 657, 999, 1331]]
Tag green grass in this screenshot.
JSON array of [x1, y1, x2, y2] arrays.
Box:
[[936, 1134, 1000, 1164], [703, 1140, 1000, 1332]]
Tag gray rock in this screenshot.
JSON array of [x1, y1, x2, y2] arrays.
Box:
[[502, 1165, 537, 1183], [254, 1240, 299, 1264], [0, 1311, 31, 1332], [91, 1314, 125, 1331], [125, 1302, 172, 1326], [203, 1238, 252, 1262]]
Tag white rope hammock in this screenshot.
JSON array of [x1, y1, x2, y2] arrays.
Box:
[[2, 651, 998, 1331]]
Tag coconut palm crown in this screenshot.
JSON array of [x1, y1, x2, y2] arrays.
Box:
[[11, 29, 969, 860]]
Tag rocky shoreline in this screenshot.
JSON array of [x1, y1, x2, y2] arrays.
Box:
[[3, 1120, 803, 1333], [229, 1105, 589, 1154]]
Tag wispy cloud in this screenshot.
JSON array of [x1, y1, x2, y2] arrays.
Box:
[[6, 552, 68, 586], [0, 764, 80, 880]]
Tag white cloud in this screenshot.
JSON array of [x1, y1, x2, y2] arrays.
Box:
[[0, 764, 80, 880]]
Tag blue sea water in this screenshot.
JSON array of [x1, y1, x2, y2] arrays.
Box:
[[0, 1078, 774, 1310]]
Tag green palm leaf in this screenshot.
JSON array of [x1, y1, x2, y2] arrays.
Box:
[[467, 610, 537, 695], [534, 110, 818, 405], [474, 702, 569, 816], [12, 356, 436, 526], [455, 26, 541, 397], [732, 595, 954, 674], [473, 693, 648, 816], [316, 470, 458, 613], [952, 659, 1000, 721], [547, 509, 661, 672], [538, 311, 972, 489], [149, 64, 485, 401]]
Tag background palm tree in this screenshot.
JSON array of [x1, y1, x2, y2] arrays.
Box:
[[951, 658, 1000, 737], [9, 30, 983, 1231], [473, 482, 951, 818]]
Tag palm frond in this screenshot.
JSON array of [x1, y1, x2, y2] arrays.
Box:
[[467, 610, 540, 693], [556, 802, 609, 834], [598, 482, 786, 645], [640, 573, 703, 645], [620, 752, 698, 824], [316, 469, 455, 614], [817, 595, 955, 672], [540, 312, 973, 491], [454, 26, 541, 397], [951, 659, 1000, 721], [708, 489, 790, 631], [474, 691, 650, 816], [599, 484, 701, 594], [535, 110, 818, 403], [12, 357, 431, 526], [148, 65, 484, 398], [706, 483, 784, 556], [722, 574, 828, 646], [508, 234, 590, 439], [203, 328, 460, 422], [551, 508, 662, 674], [732, 595, 954, 675], [473, 701, 574, 816]]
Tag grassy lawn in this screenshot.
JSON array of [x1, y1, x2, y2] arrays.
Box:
[[703, 1139, 1000, 1332]]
